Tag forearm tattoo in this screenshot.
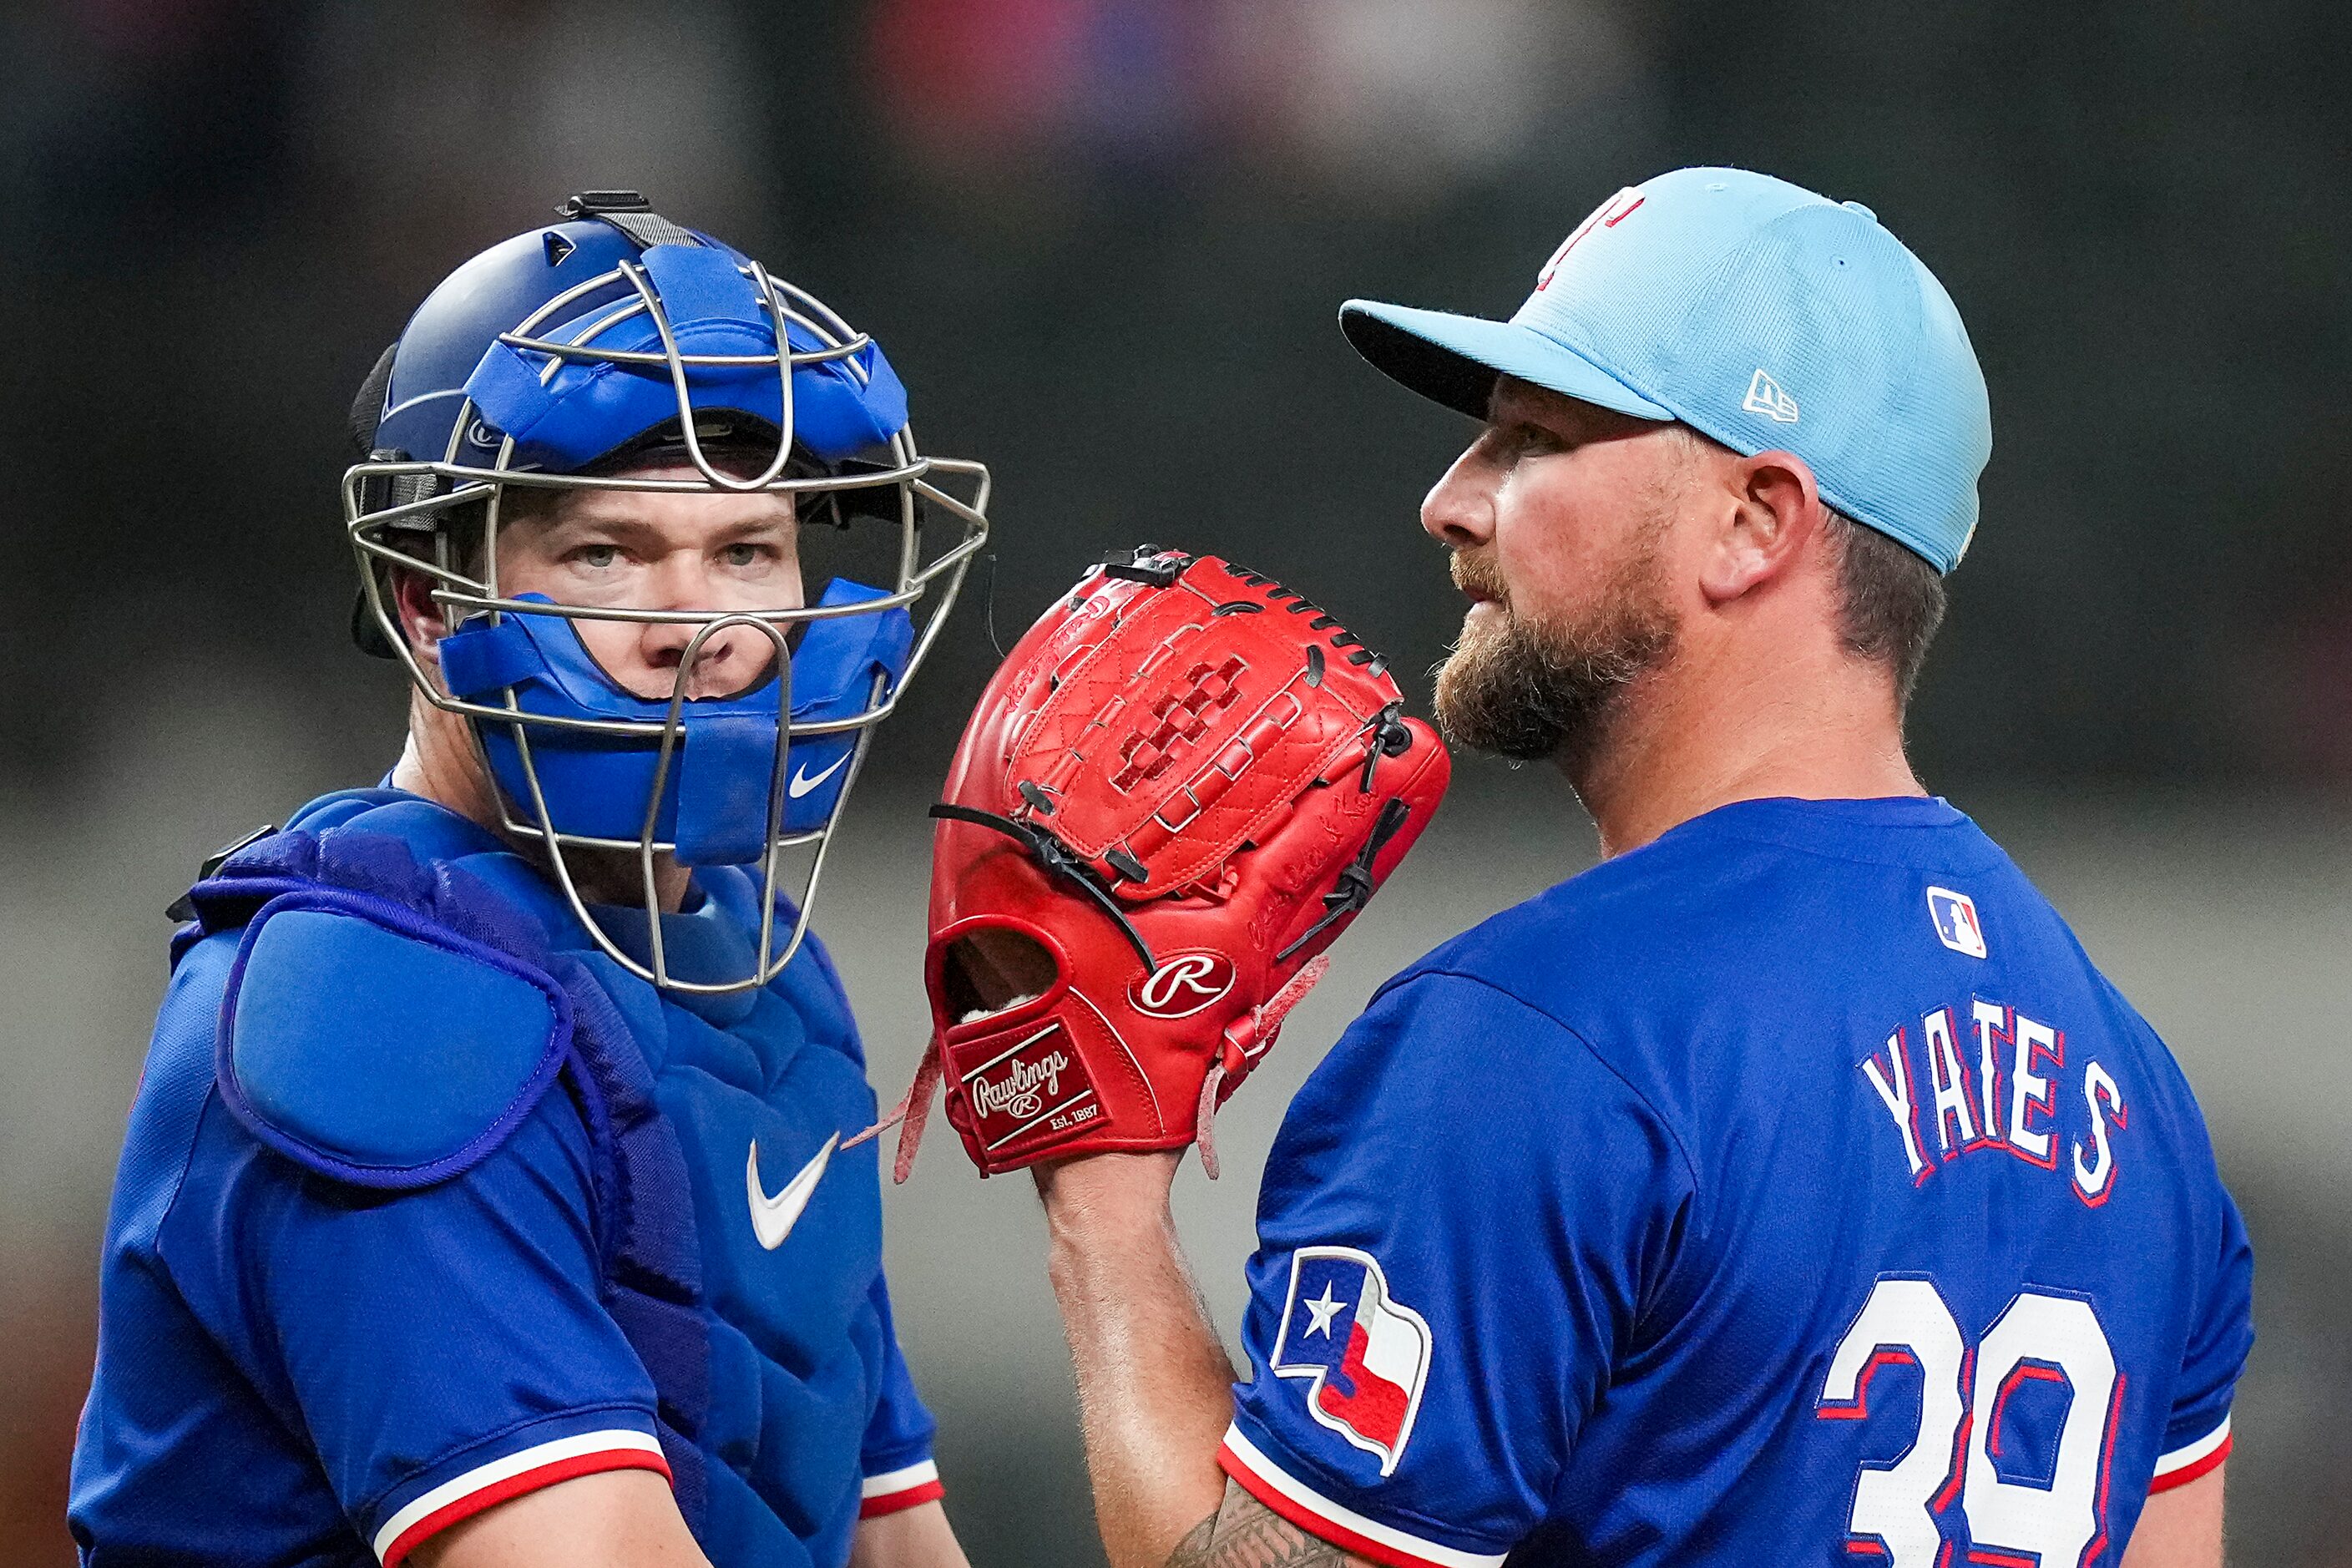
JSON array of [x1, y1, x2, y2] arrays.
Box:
[[1166, 1481, 1355, 1568]]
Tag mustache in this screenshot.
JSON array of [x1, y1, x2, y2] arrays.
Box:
[[1449, 549, 1508, 604]]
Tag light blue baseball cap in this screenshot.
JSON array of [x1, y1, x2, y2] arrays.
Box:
[[1341, 166, 1992, 573]]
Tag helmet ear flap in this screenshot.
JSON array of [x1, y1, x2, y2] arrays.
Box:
[[351, 586, 401, 660], [348, 341, 407, 660], [349, 340, 401, 457]]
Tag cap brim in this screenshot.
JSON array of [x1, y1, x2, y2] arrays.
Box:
[[1339, 301, 1674, 424]]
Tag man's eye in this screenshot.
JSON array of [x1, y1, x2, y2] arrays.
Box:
[[721, 543, 767, 568], [571, 544, 621, 569], [1486, 426, 1542, 465]]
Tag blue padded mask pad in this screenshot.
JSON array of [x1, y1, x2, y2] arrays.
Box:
[[462, 242, 909, 470], [438, 579, 913, 857], [215, 892, 574, 1188]]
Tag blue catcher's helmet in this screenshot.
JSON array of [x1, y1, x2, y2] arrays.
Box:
[[347, 192, 990, 994]]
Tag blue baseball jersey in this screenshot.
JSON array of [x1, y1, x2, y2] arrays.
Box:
[[1222, 797, 2252, 1568], [70, 791, 943, 1567]]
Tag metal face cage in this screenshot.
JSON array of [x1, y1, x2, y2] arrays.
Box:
[[347, 252, 989, 994]]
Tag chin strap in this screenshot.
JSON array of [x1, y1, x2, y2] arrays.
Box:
[[1192, 954, 1329, 1181]]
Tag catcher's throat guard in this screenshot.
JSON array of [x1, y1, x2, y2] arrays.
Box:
[[346, 193, 990, 994], [863, 547, 1451, 1179]]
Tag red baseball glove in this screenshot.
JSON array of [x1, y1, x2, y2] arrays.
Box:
[[862, 546, 1450, 1180]]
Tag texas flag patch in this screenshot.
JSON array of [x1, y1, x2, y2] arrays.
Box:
[[1270, 1247, 1432, 1475]]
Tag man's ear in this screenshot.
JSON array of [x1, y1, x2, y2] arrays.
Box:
[[1697, 448, 1827, 606], [391, 565, 453, 672]]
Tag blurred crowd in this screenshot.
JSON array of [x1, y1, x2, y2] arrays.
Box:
[[5, 0, 2345, 796]]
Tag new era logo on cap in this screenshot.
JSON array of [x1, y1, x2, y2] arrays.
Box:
[[1926, 887, 1987, 959], [1742, 368, 1799, 423]]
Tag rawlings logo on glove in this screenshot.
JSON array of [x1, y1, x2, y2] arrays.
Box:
[[969, 1039, 1080, 1122], [1130, 953, 1237, 1018], [856, 546, 1451, 1179]]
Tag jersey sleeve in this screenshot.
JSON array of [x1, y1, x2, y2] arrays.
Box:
[[2150, 1179, 2253, 1492], [164, 1087, 668, 1566], [856, 1273, 945, 1518], [1220, 972, 1696, 1568]]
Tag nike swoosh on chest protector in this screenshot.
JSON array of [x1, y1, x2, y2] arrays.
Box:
[[787, 756, 851, 799], [746, 1132, 838, 1251]]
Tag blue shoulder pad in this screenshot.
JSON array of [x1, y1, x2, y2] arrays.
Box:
[[214, 888, 574, 1189]]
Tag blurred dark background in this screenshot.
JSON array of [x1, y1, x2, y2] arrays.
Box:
[[3, 0, 2349, 1563]]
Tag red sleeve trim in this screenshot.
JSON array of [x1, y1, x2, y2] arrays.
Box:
[[859, 1458, 946, 1518], [2147, 1429, 2231, 1494], [375, 1430, 670, 1566], [859, 1478, 946, 1518], [1218, 1428, 1505, 1568]]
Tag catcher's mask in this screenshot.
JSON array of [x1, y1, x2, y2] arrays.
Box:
[[348, 191, 989, 994]]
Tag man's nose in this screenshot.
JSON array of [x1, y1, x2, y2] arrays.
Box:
[[636, 557, 711, 656], [635, 559, 761, 683], [643, 549, 716, 613], [1420, 440, 1497, 549]]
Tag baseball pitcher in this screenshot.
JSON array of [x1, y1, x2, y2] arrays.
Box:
[[908, 167, 2253, 1568]]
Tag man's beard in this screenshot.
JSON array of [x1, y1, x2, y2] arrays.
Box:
[[1432, 544, 1677, 766]]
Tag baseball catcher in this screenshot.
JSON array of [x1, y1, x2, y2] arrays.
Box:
[[71, 192, 987, 1568]]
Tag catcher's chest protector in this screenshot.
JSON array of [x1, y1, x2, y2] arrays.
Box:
[[894, 549, 1450, 1177], [175, 798, 898, 1568]]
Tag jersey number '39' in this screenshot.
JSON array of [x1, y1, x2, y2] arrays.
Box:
[[1818, 1277, 2123, 1567]]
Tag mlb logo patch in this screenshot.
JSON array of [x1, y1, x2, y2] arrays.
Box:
[[1926, 886, 1988, 959], [1269, 1247, 1431, 1475]]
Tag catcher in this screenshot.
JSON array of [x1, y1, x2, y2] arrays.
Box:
[[907, 168, 2250, 1568], [70, 194, 989, 1568]]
